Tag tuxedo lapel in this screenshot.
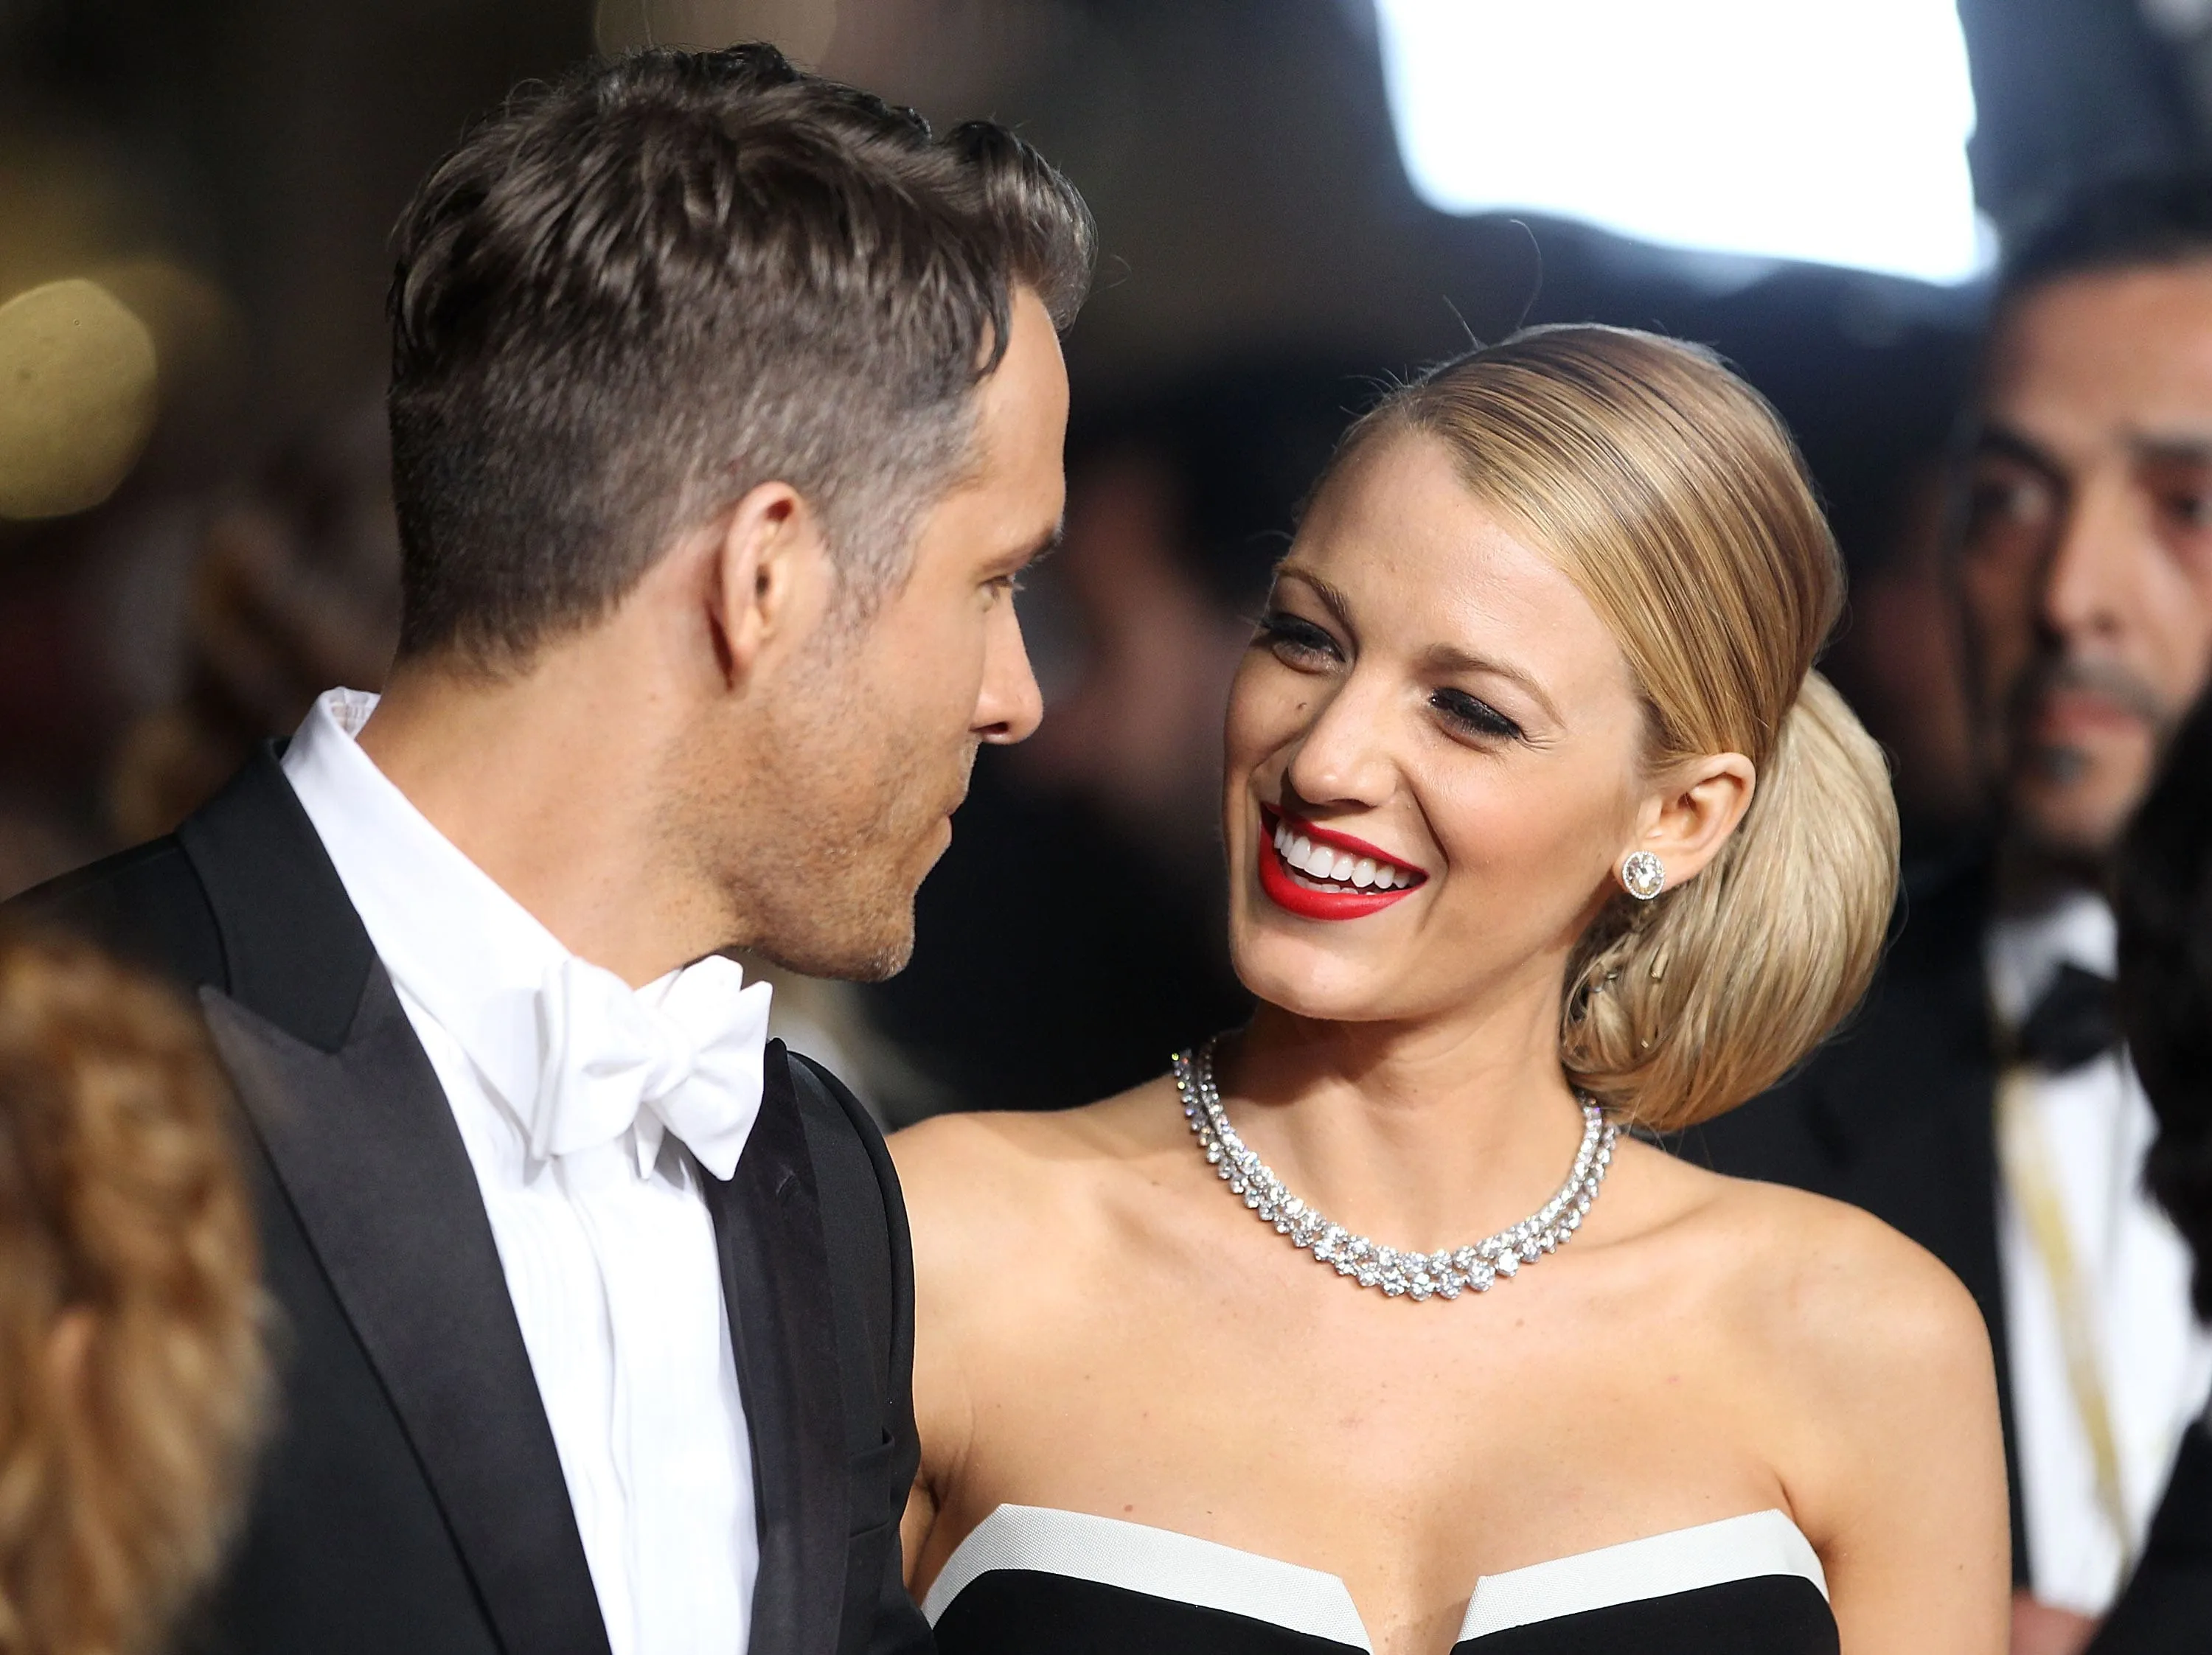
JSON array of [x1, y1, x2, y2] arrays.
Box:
[[204, 976, 612, 1655], [702, 1040, 849, 1655], [177, 750, 609, 1655], [177, 743, 377, 1055]]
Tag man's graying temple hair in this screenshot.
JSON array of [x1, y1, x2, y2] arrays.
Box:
[[387, 44, 1095, 666]]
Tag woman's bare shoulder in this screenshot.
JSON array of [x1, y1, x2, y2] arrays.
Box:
[[1654, 1157, 1989, 1371], [1654, 1164, 2008, 1625], [1651, 1157, 2001, 1526], [890, 1075, 1186, 1248]]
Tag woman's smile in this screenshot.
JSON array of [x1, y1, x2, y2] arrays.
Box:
[[1256, 804, 1427, 921]]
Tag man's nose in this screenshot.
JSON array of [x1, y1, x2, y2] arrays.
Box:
[[976, 606, 1045, 745], [2039, 480, 2140, 647]]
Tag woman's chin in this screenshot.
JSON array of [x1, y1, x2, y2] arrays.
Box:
[[1229, 930, 1405, 1024]]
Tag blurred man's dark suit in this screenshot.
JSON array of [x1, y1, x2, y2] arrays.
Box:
[[2090, 1422, 2212, 1651], [1678, 849, 2034, 1581], [5, 748, 930, 1655]]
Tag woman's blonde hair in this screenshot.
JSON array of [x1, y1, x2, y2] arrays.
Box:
[[1343, 325, 1899, 1130], [0, 934, 267, 1655]]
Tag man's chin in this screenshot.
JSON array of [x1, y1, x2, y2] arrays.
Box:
[[2008, 750, 2152, 867], [748, 907, 917, 984]]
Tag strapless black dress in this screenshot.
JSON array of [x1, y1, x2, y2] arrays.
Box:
[[925, 1505, 1837, 1654]]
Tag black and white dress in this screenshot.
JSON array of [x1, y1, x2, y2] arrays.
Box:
[[924, 1505, 1836, 1654]]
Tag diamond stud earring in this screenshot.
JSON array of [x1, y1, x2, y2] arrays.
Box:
[[1621, 850, 1666, 901]]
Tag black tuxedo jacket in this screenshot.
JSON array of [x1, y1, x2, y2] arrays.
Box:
[[1677, 851, 2034, 1585], [10, 748, 932, 1655], [2090, 1421, 2212, 1652]]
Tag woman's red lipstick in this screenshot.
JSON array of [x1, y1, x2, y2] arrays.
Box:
[[1256, 806, 1426, 921]]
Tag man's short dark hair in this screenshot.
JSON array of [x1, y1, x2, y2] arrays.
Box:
[[2118, 685, 2212, 1320], [1996, 167, 2212, 318], [386, 45, 1093, 666]]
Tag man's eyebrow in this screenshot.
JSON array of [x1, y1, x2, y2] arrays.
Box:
[[993, 518, 1062, 576], [1424, 642, 1562, 725], [1972, 422, 2067, 487], [1018, 518, 1064, 568], [2129, 431, 2212, 468]]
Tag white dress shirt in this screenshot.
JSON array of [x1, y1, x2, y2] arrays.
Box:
[[283, 688, 760, 1655], [1989, 890, 2212, 1614]]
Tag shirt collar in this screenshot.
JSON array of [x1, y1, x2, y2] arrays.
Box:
[[1986, 886, 2117, 1032], [280, 688, 585, 1124]]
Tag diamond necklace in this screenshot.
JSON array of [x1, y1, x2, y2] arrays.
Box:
[[1172, 1038, 1620, 1302]]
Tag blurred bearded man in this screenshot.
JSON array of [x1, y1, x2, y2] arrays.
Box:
[[1694, 172, 2212, 1655], [10, 45, 1090, 1655]]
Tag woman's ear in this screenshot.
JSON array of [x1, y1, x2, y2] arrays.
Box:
[[706, 480, 837, 689], [1620, 752, 1757, 893]]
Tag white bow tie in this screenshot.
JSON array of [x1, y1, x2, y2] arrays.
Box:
[[529, 952, 773, 1180]]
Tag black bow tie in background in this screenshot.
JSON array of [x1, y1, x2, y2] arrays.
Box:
[[2011, 962, 2121, 1075]]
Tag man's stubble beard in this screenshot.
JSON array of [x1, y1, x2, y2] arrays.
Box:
[[706, 659, 977, 983], [1994, 651, 2177, 870]]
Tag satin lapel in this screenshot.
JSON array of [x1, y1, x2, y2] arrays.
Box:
[[700, 1040, 848, 1655], [177, 742, 375, 1053], [203, 972, 612, 1655]]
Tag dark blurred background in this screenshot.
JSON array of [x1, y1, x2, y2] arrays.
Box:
[[4, 0, 2211, 1116]]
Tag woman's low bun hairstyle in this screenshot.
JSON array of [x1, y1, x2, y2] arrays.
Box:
[[1342, 325, 1899, 1131]]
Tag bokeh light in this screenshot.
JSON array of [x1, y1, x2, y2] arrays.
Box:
[[0, 277, 159, 521], [1376, 0, 1990, 284]]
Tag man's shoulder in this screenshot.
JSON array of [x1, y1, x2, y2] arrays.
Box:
[[6, 836, 226, 989], [1678, 843, 1997, 1183], [785, 1048, 895, 1187], [783, 1046, 910, 1261], [1883, 840, 1994, 983]]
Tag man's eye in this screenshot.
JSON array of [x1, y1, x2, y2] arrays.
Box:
[[1966, 477, 2050, 527], [2160, 491, 2212, 532], [1962, 472, 2058, 560], [1256, 613, 1340, 663]]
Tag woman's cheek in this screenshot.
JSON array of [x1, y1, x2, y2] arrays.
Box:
[[1222, 659, 1305, 773]]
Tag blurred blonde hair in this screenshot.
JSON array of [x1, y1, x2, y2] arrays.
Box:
[[1345, 325, 1899, 1130], [0, 934, 266, 1655]]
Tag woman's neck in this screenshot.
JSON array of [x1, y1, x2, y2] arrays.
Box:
[[1217, 983, 1591, 1255]]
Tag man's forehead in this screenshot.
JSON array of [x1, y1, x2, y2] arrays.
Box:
[[1985, 261, 2212, 446]]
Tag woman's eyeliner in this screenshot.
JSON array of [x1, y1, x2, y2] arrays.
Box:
[[1260, 612, 1523, 742], [1257, 612, 1339, 661], [1432, 689, 1523, 741]]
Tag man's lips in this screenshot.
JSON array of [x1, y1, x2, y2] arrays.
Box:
[[1256, 806, 1426, 921], [2028, 689, 2153, 740]]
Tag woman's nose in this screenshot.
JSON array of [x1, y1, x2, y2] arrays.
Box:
[[1282, 672, 1397, 808]]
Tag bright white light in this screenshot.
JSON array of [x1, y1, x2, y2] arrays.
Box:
[[1374, 0, 1989, 285]]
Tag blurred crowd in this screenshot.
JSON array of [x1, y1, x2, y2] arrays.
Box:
[[10, 2, 2212, 1652]]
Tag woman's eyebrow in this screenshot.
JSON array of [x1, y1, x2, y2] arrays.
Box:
[[1273, 564, 1356, 634], [1423, 642, 1562, 725]]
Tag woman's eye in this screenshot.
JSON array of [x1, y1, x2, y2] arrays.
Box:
[[1431, 688, 1523, 742], [1256, 613, 1340, 664]]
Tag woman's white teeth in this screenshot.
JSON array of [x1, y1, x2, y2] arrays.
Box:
[[1270, 818, 1414, 889]]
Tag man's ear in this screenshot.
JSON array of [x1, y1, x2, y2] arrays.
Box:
[[1623, 752, 1757, 890], [706, 480, 836, 689]]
